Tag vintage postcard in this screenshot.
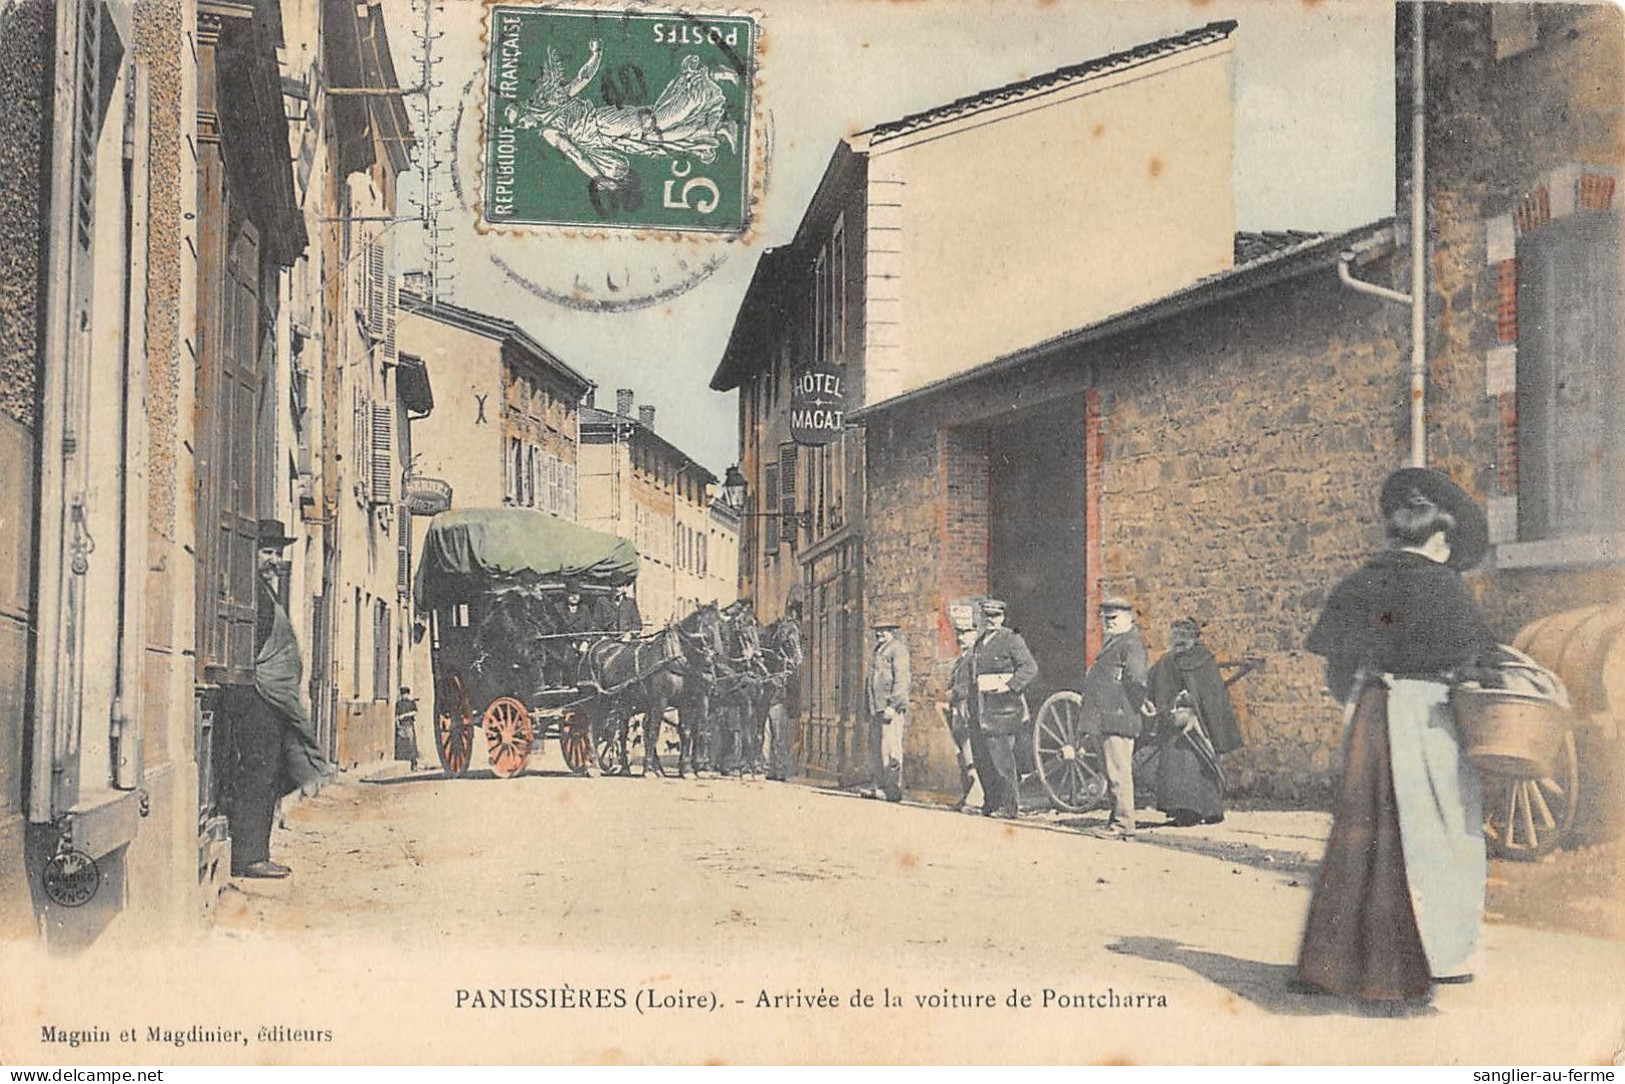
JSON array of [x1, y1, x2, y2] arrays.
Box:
[[1, 0, 1622, 1067]]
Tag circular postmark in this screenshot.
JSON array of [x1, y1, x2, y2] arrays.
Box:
[[42, 848, 100, 908], [426, 4, 774, 314]]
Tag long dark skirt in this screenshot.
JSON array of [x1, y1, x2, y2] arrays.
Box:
[[1154, 739, 1223, 821], [1296, 685, 1432, 1000]]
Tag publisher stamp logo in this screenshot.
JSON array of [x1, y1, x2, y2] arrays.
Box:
[[484, 5, 756, 233], [42, 848, 100, 907]]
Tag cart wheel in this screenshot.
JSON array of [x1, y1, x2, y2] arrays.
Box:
[[593, 706, 626, 774], [434, 671, 474, 776], [559, 710, 593, 776], [1484, 729, 1579, 860], [1033, 691, 1108, 813], [483, 696, 534, 779]]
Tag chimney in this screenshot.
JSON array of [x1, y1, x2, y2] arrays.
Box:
[[638, 405, 656, 431], [582, 387, 596, 410], [616, 388, 634, 417]]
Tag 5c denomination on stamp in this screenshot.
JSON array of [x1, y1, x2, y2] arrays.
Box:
[[485, 4, 757, 234]]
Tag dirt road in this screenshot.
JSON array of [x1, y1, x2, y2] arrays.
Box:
[[184, 760, 1625, 1063]]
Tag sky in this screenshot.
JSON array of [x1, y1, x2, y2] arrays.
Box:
[[380, 0, 1396, 476]]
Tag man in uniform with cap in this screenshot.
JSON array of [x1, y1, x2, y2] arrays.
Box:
[[224, 519, 330, 878], [970, 599, 1039, 819], [1082, 595, 1154, 839], [945, 620, 986, 812], [864, 618, 911, 802]]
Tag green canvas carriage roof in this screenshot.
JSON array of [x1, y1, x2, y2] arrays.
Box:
[[415, 508, 639, 608]]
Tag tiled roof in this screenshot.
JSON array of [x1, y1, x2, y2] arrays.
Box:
[[1234, 230, 1327, 266], [865, 20, 1237, 141], [849, 219, 1393, 421]]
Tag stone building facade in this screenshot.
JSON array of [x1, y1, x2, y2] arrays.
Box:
[[850, 4, 1621, 804], [0, 0, 436, 947], [396, 289, 591, 733], [579, 391, 731, 626]]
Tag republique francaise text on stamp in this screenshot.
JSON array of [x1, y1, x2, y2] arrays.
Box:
[[483, 4, 757, 233]]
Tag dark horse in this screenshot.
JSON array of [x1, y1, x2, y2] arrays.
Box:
[[584, 602, 722, 777], [710, 603, 770, 775], [757, 614, 804, 780]]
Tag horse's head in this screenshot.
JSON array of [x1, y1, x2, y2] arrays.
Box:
[[675, 601, 723, 666]]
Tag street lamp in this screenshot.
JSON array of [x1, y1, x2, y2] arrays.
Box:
[[720, 464, 811, 531]]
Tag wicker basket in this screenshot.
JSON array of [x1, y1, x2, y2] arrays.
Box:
[[1450, 649, 1573, 777], [1451, 687, 1572, 777]]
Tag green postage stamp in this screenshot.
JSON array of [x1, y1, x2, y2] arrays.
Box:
[[484, 5, 757, 233]]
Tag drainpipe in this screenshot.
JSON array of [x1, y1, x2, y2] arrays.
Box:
[[1407, 1, 1427, 468], [1338, 3, 1427, 468]]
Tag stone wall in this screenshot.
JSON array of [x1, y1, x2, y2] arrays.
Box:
[[1409, 2, 1623, 637], [0, 0, 51, 430]]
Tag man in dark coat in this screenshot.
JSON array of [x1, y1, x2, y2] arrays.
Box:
[[1082, 595, 1152, 839], [552, 583, 599, 687], [598, 583, 643, 641], [1147, 618, 1244, 826], [225, 519, 330, 879], [970, 599, 1039, 819]]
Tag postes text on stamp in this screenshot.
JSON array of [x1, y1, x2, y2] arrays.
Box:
[[485, 5, 756, 234]]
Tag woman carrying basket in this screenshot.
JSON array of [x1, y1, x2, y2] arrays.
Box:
[[1297, 467, 1500, 1001]]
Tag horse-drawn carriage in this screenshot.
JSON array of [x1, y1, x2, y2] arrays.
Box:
[[414, 508, 646, 779]]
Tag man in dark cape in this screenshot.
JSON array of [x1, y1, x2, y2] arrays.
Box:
[[225, 519, 331, 879], [1147, 618, 1244, 826]]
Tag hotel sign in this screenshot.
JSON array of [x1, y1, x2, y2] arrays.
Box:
[[790, 367, 845, 447]]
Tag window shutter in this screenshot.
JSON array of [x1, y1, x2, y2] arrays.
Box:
[[779, 443, 799, 548], [384, 271, 398, 363], [365, 238, 385, 340], [370, 402, 393, 504], [397, 511, 411, 597], [354, 389, 371, 504], [763, 463, 780, 553]]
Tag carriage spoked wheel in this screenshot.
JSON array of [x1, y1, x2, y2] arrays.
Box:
[[482, 696, 535, 779], [591, 705, 630, 775], [434, 671, 474, 777], [1033, 691, 1109, 813], [558, 709, 594, 776], [1483, 730, 1580, 860]]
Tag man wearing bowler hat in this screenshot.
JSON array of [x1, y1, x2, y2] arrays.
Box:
[[864, 618, 911, 802], [1082, 594, 1154, 840], [970, 599, 1039, 819], [223, 519, 330, 878]]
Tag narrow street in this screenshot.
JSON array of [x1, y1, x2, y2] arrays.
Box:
[[191, 754, 1625, 1064]]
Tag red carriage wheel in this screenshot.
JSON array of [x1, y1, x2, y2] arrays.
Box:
[[483, 696, 535, 779], [559, 710, 594, 776], [434, 671, 474, 776]]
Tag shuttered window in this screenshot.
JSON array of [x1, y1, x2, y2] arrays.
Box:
[[396, 511, 411, 598], [779, 443, 799, 549], [763, 463, 780, 554], [370, 402, 393, 504]]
